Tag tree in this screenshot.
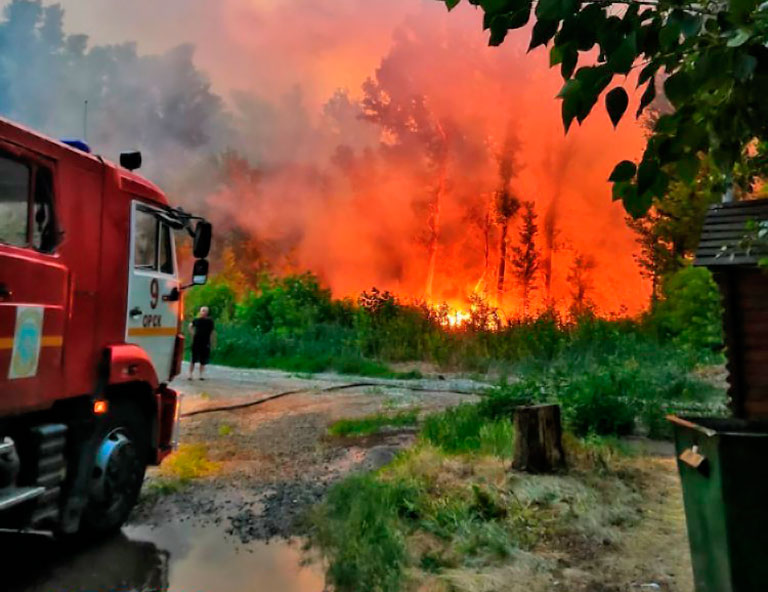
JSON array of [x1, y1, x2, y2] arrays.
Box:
[[509, 201, 540, 317], [361, 79, 451, 301], [438, 0, 768, 217], [626, 167, 720, 301], [0, 1, 229, 184], [494, 127, 521, 306], [567, 252, 596, 317], [541, 143, 574, 308]]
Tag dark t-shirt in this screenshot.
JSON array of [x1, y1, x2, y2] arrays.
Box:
[[192, 317, 215, 349]]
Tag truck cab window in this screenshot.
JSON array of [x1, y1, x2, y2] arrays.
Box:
[[33, 167, 57, 253], [134, 209, 158, 270], [159, 223, 175, 275], [0, 156, 30, 247]]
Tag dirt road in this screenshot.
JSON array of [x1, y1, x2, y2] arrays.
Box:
[[4, 364, 486, 592]]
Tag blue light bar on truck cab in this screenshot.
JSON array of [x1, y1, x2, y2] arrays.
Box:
[[61, 139, 92, 153]]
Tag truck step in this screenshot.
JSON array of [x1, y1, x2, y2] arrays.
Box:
[[30, 504, 59, 525], [27, 424, 68, 528], [0, 486, 45, 512]]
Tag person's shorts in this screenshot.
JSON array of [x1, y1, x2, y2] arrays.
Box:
[[191, 344, 211, 365]]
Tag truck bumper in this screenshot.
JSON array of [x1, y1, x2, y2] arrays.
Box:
[[155, 386, 182, 464]]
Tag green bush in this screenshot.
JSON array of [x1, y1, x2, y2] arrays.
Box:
[[650, 266, 723, 352], [184, 278, 237, 322], [236, 272, 349, 335], [558, 370, 636, 436]]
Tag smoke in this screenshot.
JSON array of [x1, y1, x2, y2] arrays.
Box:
[[0, 0, 650, 316]]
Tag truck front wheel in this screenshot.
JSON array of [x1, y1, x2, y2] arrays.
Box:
[[78, 402, 148, 536]]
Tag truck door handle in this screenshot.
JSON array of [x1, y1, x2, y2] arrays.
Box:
[[162, 287, 180, 302], [129, 307, 143, 318], [0, 284, 12, 301]]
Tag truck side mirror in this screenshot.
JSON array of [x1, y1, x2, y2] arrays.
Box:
[[192, 259, 209, 286], [193, 221, 212, 259]]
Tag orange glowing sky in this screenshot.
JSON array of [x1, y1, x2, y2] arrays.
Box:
[[49, 0, 650, 316]]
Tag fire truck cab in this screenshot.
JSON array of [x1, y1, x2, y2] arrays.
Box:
[[0, 117, 210, 535]]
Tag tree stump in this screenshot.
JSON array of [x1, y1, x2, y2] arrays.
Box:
[[512, 404, 566, 473]]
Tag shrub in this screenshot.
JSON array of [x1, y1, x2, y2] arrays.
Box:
[[650, 266, 723, 352], [235, 272, 343, 335], [184, 278, 237, 322], [558, 370, 636, 436]]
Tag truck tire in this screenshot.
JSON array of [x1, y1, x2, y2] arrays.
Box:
[[77, 401, 149, 537]]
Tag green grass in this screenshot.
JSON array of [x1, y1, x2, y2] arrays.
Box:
[[309, 433, 641, 592], [328, 410, 421, 437], [421, 404, 516, 458]]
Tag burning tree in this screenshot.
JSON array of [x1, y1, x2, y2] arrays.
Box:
[[494, 127, 521, 307], [509, 201, 540, 318], [567, 252, 596, 317], [360, 79, 451, 301], [540, 142, 574, 309]]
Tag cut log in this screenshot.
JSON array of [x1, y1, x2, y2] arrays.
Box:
[[512, 404, 566, 473]]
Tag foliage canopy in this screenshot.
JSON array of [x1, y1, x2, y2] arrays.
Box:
[[438, 0, 768, 216]]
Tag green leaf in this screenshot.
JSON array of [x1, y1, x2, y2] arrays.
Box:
[[479, 0, 515, 12], [558, 78, 583, 131], [659, 21, 681, 51], [727, 29, 752, 47], [680, 12, 702, 38], [734, 53, 757, 81], [536, 0, 578, 21], [550, 44, 564, 66], [637, 158, 660, 195], [445, 0, 462, 9], [637, 18, 661, 57], [729, 0, 758, 23], [561, 44, 578, 78], [506, 3, 533, 29], [605, 87, 629, 127], [638, 61, 658, 86], [529, 18, 559, 50], [624, 186, 652, 219], [677, 153, 700, 184], [664, 71, 692, 108], [571, 65, 612, 123], [609, 160, 637, 182], [607, 32, 636, 75], [575, 4, 604, 50], [489, 24, 509, 46], [636, 78, 656, 116]]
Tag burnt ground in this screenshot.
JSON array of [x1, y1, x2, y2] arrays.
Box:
[[132, 363, 485, 543]]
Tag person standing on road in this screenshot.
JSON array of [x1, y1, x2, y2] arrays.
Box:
[[189, 306, 216, 380]]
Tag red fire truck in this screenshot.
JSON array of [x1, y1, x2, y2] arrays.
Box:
[[0, 117, 211, 536]]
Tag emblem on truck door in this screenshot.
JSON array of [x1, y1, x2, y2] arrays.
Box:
[[9, 306, 43, 379]]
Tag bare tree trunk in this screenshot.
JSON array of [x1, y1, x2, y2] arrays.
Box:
[[512, 404, 566, 473], [543, 204, 556, 308], [497, 221, 509, 307]]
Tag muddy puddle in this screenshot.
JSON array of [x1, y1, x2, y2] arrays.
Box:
[[1, 521, 325, 592]]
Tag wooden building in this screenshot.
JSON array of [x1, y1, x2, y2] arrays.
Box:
[[696, 198, 768, 419]]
